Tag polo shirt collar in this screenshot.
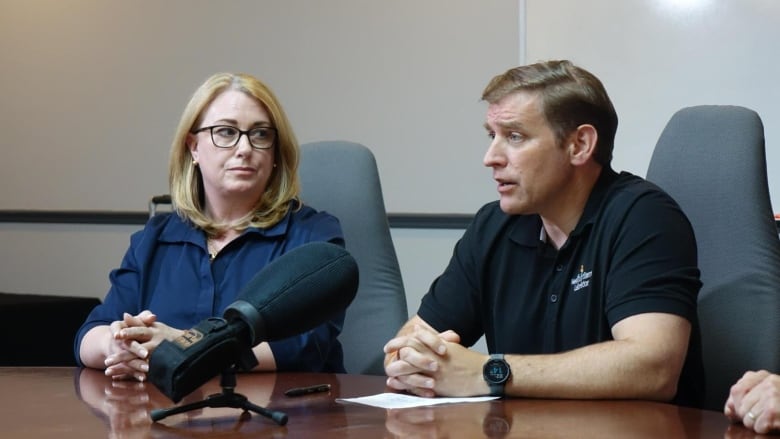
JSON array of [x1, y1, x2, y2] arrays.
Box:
[[507, 213, 544, 248], [506, 167, 619, 247], [570, 167, 619, 238]]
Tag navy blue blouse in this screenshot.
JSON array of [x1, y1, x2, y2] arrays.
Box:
[[74, 202, 346, 372]]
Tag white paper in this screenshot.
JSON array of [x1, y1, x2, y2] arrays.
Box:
[[336, 393, 500, 409]]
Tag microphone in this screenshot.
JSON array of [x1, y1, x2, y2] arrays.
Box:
[[147, 242, 359, 402]]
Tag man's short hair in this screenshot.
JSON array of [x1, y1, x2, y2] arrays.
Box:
[[482, 60, 618, 167]]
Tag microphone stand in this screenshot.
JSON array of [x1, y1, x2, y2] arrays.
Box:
[[150, 366, 288, 426]]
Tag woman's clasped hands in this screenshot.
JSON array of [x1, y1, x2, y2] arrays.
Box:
[[104, 311, 183, 381]]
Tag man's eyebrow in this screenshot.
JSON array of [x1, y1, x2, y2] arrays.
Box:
[[485, 120, 524, 131]]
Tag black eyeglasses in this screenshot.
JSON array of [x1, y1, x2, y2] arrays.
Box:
[[193, 125, 277, 150]]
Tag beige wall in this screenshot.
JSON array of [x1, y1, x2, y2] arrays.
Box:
[[0, 0, 519, 214]]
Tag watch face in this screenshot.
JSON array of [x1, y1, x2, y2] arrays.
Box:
[[484, 359, 509, 384]]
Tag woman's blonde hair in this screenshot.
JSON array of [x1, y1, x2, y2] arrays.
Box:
[[168, 73, 300, 235]]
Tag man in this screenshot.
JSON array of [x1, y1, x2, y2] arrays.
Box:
[[725, 370, 780, 434], [384, 60, 703, 407]]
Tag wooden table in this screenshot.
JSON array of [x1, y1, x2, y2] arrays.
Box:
[[0, 367, 753, 438]]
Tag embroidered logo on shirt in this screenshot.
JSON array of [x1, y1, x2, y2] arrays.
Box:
[[570, 265, 592, 292]]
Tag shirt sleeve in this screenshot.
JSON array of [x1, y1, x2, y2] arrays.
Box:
[[73, 226, 148, 366], [417, 204, 496, 347], [603, 190, 701, 326]]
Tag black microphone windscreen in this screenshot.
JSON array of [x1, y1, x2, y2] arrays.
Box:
[[223, 241, 359, 345]]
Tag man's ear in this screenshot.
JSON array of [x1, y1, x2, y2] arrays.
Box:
[[568, 124, 598, 166]]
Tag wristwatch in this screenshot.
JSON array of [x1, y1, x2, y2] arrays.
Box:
[[482, 353, 511, 396]]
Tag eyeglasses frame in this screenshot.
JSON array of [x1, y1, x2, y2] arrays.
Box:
[[193, 124, 277, 150]]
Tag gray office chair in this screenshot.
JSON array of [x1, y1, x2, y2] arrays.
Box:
[[646, 105, 780, 411], [299, 140, 408, 375]]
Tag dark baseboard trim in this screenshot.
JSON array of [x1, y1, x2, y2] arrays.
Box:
[[388, 213, 473, 229], [0, 210, 149, 225], [0, 210, 473, 230]]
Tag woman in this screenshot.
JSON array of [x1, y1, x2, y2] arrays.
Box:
[[75, 73, 346, 381]]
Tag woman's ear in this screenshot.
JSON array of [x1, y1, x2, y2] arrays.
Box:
[[568, 124, 598, 166], [186, 133, 199, 163]]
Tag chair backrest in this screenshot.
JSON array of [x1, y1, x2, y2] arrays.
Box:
[[646, 105, 780, 410], [299, 140, 408, 375]]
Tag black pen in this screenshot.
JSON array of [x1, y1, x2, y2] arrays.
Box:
[[284, 383, 331, 397]]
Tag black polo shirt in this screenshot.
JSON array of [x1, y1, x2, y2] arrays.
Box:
[[419, 168, 704, 406]]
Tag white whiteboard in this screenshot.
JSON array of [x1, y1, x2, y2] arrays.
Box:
[[526, 0, 780, 209], [0, 0, 520, 214]]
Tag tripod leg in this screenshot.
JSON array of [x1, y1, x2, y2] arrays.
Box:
[[151, 391, 287, 425], [150, 368, 287, 425], [239, 399, 288, 426], [150, 396, 214, 422]]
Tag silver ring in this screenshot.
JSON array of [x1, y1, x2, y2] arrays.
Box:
[[747, 411, 757, 421]]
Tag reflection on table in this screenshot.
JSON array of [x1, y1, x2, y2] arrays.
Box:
[[0, 367, 757, 438]]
